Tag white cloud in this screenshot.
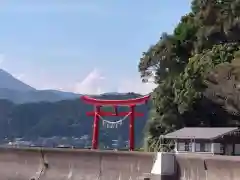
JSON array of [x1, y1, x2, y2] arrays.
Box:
[[72, 68, 156, 95], [0, 64, 156, 95], [73, 68, 106, 94], [13, 73, 26, 80], [117, 78, 156, 95], [0, 54, 5, 67]]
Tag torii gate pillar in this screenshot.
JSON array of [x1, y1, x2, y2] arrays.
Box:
[[81, 95, 150, 151], [129, 105, 135, 151], [92, 106, 100, 149]]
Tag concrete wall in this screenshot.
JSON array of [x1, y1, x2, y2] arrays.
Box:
[[0, 147, 155, 180], [1, 147, 240, 180], [176, 153, 240, 180]]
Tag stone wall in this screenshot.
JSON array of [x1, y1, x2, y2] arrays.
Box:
[[176, 153, 240, 180], [1, 147, 240, 180], [0, 147, 155, 180]]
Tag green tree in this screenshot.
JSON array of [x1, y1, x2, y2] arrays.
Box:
[[139, 0, 240, 151]]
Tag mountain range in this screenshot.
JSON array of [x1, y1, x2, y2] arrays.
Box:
[[0, 69, 150, 148], [0, 69, 97, 103], [0, 69, 140, 104], [0, 69, 84, 103]]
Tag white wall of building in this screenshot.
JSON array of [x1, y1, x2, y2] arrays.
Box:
[[211, 143, 221, 154], [235, 144, 240, 155], [151, 153, 175, 175]]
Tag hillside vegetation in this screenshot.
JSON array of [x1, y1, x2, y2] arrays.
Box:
[[138, 0, 240, 151], [0, 93, 149, 148]]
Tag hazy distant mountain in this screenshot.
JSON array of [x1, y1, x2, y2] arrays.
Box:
[[0, 69, 144, 104], [100, 92, 133, 96], [41, 90, 80, 99], [0, 88, 80, 104], [0, 69, 80, 103], [0, 69, 35, 91]]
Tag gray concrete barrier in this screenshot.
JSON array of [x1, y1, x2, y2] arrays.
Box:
[[0, 148, 43, 180], [0, 147, 155, 180], [176, 154, 207, 180], [204, 156, 240, 180], [176, 153, 240, 180], [3, 147, 240, 180]]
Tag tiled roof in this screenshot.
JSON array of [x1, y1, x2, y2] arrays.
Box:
[[164, 127, 238, 140]]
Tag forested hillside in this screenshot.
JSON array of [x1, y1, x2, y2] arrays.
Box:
[[0, 93, 150, 148], [138, 0, 240, 151]]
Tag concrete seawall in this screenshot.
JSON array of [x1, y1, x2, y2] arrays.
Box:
[[1, 147, 240, 179], [176, 153, 240, 180], [0, 147, 155, 180]]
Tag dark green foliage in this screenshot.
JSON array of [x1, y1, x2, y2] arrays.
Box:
[[139, 0, 240, 151]]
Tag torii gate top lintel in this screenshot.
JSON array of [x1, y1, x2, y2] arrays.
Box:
[[81, 94, 150, 151], [81, 94, 150, 106]]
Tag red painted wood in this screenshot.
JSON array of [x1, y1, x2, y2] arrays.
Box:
[[81, 95, 150, 106], [81, 94, 151, 150], [92, 106, 100, 149], [129, 105, 135, 151], [86, 111, 144, 117]]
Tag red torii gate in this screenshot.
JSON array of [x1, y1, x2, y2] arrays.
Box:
[[81, 95, 150, 151]]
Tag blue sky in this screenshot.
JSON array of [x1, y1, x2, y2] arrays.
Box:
[[0, 0, 191, 94]]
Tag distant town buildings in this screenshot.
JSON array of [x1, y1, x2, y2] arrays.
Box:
[[2, 135, 130, 150]]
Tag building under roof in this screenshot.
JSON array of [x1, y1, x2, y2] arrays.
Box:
[[163, 127, 240, 155], [164, 127, 239, 140]]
